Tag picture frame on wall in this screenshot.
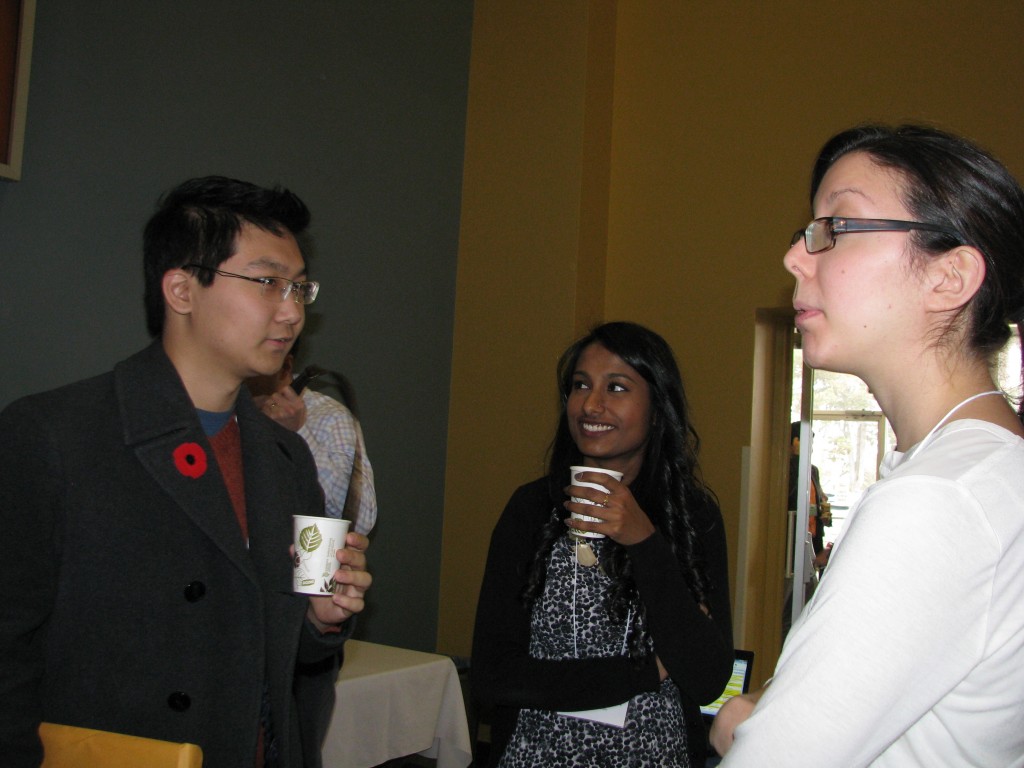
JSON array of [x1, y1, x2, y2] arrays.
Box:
[[0, 0, 35, 181]]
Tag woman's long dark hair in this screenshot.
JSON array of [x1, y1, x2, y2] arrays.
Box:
[[521, 321, 719, 656]]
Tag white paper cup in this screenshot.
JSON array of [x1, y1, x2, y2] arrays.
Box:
[[292, 515, 350, 595], [568, 466, 624, 539]]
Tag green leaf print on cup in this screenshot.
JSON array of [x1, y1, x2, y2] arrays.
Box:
[[295, 523, 323, 587], [299, 524, 324, 553]]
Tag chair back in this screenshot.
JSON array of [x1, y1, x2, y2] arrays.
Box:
[[40, 722, 203, 768]]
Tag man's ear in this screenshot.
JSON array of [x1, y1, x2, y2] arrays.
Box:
[[163, 269, 194, 318], [927, 246, 986, 312]]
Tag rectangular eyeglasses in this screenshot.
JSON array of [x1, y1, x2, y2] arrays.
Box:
[[791, 217, 962, 254], [186, 264, 319, 305]]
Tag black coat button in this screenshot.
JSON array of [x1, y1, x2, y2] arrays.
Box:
[[184, 581, 206, 602], [167, 691, 191, 711]]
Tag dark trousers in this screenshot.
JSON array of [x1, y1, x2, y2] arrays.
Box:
[[293, 651, 343, 768]]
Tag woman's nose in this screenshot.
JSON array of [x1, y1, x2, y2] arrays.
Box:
[[783, 241, 809, 279], [583, 389, 605, 414]]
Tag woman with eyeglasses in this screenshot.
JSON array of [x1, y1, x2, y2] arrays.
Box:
[[471, 321, 733, 768], [712, 125, 1024, 767]]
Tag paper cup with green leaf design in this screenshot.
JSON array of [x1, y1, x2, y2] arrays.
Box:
[[292, 515, 350, 595]]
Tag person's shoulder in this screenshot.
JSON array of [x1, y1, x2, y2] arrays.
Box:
[[857, 422, 1024, 538], [497, 475, 555, 519], [686, 484, 724, 534], [302, 387, 355, 419], [508, 475, 554, 506], [2, 368, 114, 424], [903, 420, 1024, 483], [301, 388, 338, 409], [491, 475, 558, 541]]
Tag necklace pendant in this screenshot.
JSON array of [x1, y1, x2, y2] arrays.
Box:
[[575, 540, 598, 567]]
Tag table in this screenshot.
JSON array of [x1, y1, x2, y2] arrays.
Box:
[[322, 640, 473, 768]]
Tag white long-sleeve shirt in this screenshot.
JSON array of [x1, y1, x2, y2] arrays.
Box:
[[725, 420, 1024, 767]]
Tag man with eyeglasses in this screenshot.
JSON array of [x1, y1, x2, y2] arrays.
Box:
[[0, 175, 372, 768]]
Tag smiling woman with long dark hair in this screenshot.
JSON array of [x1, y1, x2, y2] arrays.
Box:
[[471, 321, 733, 768]]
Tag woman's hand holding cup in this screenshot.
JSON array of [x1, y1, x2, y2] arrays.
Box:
[[565, 466, 656, 546]]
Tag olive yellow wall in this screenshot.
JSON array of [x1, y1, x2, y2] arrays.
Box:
[[438, 0, 1024, 670], [437, 0, 614, 655]]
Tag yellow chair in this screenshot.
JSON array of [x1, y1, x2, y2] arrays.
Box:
[[40, 722, 202, 768]]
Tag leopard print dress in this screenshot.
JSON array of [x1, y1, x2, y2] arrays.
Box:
[[498, 535, 690, 768]]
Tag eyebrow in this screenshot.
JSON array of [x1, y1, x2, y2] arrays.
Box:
[[574, 370, 638, 383], [606, 372, 637, 383], [822, 186, 873, 205], [245, 258, 308, 279]]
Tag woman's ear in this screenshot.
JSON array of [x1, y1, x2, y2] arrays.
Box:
[[927, 246, 986, 312], [163, 269, 194, 318]]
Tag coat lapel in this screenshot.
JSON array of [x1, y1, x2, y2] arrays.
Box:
[[115, 343, 259, 586], [235, 393, 308, 594]]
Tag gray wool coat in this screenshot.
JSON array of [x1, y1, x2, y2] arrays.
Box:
[[0, 342, 348, 768]]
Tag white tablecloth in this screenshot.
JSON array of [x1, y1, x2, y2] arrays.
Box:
[[322, 640, 473, 768]]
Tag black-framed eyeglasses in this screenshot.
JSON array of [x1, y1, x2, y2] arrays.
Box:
[[790, 217, 963, 254], [186, 264, 319, 305]]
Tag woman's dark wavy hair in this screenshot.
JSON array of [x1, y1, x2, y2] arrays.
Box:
[[520, 321, 719, 656], [812, 124, 1024, 420]]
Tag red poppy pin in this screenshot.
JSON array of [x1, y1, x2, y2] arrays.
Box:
[[173, 442, 208, 479]]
